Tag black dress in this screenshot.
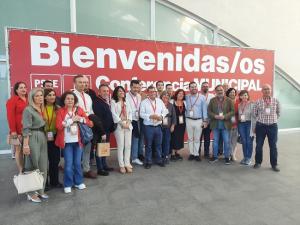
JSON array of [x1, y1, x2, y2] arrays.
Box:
[[171, 103, 186, 150]]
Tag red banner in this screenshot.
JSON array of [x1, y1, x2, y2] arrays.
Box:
[[7, 28, 274, 99]]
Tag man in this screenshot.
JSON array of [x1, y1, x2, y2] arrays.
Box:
[[166, 83, 173, 99], [42, 80, 54, 88], [126, 80, 143, 166], [92, 83, 115, 175], [156, 80, 164, 97], [73, 75, 97, 179], [185, 82, 208, 161], [253, 84, 280, 172], [140, 85, 168, 169], [83, 75, 97, 101], [199, 82, 215, 158], [208, 84, 234, 165]]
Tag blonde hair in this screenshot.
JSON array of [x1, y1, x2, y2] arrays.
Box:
[[28, 88, 44, 109]]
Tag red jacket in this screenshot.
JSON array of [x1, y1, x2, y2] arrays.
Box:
[[55, 106, 93, 149], [6, 96, 28, 134]]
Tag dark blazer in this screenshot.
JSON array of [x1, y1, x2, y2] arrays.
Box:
[[92, 96, 115, 134], [208, 96, 234, 129], [88, 114, 105, 144]]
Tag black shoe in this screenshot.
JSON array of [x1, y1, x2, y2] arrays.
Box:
[[44, 185, 50, 192], [104, 167, 114, 172], [175, 153, 183, 161], [144, 163, 151, 169], [97, 170, 109, 176], [50, 183, 63, 188], [204, 154, 210, 159], [138, 154, 145, 162], [157, 162, 165, 167], [253, 163, 261, 169], [272, 166, 280, 172], [195, 156, 201, 161], [170, 155, 178, 161], [225, 158, 231, 165], [188, 155, 195, 161], [163, 157, 169, 164]]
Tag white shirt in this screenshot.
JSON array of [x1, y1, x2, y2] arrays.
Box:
[[111, 99, 133, 130], [63, 113, 79, 143], [73, 89, 94, 116], [140, 97, 168, 126], [126, 91, 141, 121]]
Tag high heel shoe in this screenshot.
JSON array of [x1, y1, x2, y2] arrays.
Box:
[[125, 166, 133, 173], [119, 167, 126, 174], [27, 194, 42, 203]]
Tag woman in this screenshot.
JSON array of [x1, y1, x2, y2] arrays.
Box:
[[160, 91, 176, 164], [6, 82, 28, 173], [111, 86, 133, 174], [238, 90, 256, 165], [43, 88, 62, 188], [226, 88, 239, 161], [22, 88, 48, 203], [170, 89, 186, 161], [55, 91, 92, 193]]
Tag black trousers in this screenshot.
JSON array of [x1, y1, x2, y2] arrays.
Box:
[[199, 126, 211, 156], [47, 141, 60, 186]]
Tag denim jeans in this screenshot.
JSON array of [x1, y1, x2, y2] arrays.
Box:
[[238, 121, 253, 160], [213, 128, 230, 158], [162, 127, 171, 159], [255, 122, 278, 167], [63, 142, 83, 188], [144, 125, 162, 164]]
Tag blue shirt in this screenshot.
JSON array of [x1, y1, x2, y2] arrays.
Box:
[[185, 94, 208, 120]]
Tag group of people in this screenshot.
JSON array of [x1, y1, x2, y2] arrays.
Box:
[[6, 75, 281, 203]]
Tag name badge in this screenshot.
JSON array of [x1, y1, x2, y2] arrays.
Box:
[[265, 107, 271, 114], [231, 116, 236, 123], [47, 131, 54, 141], [179, 115, 184, 124], [189, 110, 194, 117], [135, 110, 139, 118], [70, 124, 78, 136], [163, 117, 169, 126], [240, 114, 246, 122], [219, 112, 224, 117]]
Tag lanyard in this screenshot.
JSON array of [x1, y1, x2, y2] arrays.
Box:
[[129, 92, 139, 109], [117, 101, 127, 118], [45, 105, 54, 130], [263, 97, 271, 106], [67, 107, 74, 118], [189, 94, 199, 110], [80, 92, 87, 111], [148, 98, 156, 114]]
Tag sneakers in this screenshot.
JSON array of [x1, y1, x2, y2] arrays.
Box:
[[253, 163, 261, 169], [132, 158, 143, 165], [75, 183, 86, 190], [225, 158, 231, 165], [244, 159, 252, 166], [27, 194, 42, 203], [188, 155, 195, 161], [209, 157, 218, 163], [64, 187, 72, 193]]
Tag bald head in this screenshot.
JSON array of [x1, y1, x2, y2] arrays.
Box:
[[262, 84, 272, 97]]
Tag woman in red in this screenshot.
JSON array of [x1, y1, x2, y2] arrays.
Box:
[[6, 82, 28, 173]]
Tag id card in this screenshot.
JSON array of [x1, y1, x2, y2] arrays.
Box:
[[219, 112, 224, 116], [231, 116, 236, 123], [70, 124, 78, 136], [189, 110, 194, 117], [163, 117, 169, 126], [135, 110, 139, 118], [240, 114, 246, 122], [47, 131, 54, 141], [179, 115, 184, 124], [265, 107, 271, 114]]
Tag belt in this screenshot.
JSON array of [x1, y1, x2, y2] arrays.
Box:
[[146, 125, 161, 128], [31, 127, 45, 132], [186, 117, 202, 120]]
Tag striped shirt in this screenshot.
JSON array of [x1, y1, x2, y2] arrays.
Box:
[[253, 97, 280, 125]]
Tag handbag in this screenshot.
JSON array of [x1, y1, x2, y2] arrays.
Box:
[[78, 122, 94, 145], [13, 169, 44, 194], [96, 142, 110, 157], [7, 134, 21, 146]]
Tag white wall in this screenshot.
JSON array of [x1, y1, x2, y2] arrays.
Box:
[[169, 0, 300, 84]]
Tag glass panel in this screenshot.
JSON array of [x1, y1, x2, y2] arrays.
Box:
[[0, 0, 70, 54], [216, 34, 239, 47], [0, 61, 9, 151], [274, 72, 300, 129], [77, 0, 151, 39], [156, 3, 213, 44]]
